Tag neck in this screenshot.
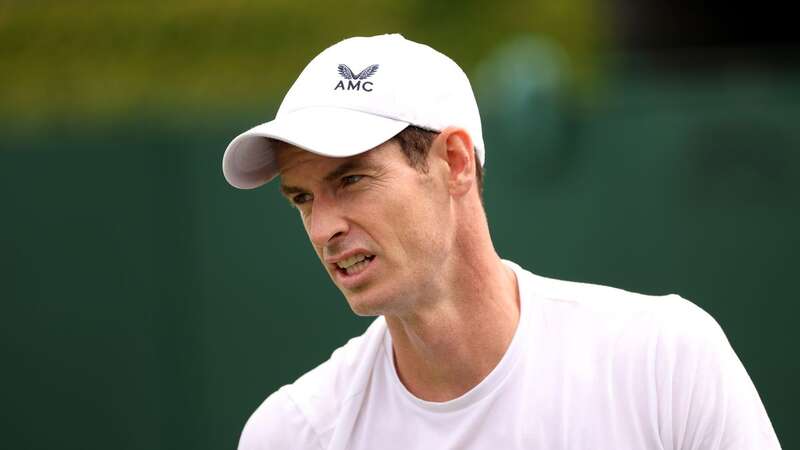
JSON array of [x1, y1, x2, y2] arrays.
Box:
[[384, 235, 520, 402]]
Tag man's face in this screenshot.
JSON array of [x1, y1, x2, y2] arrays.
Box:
[[277, 140, 453, 316]]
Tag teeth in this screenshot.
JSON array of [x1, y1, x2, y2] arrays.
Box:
[[336, 254, 372, 270], [345, 258, 370, 276]]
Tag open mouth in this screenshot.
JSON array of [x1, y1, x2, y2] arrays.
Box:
[[335, 254, 376, 276]]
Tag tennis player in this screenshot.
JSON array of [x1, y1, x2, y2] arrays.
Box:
[[222, 34, 781, 449]]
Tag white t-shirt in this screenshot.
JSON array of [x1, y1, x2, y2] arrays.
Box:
[[238, 261, 781, 450]]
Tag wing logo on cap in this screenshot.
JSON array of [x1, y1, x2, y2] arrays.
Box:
[[338, 64, 379, 80], [334, 64, 379, 92]]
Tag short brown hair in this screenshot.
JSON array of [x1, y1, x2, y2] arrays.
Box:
[[391, 126, 484, 198]]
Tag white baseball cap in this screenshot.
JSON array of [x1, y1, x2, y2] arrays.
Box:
[[222, 33, 485, 189]]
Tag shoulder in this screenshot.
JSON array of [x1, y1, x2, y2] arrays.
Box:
[[237, 387, 320, 450], [237, 317, 388, 450], [510, 262, 780, 448], [514, 262, 702, 332], [509, 260, 729, 358]]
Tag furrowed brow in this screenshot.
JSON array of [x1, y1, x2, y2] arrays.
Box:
[[323, 159, 373, 183], [279, 184, 305, 198], [278, 156, 378, 199]]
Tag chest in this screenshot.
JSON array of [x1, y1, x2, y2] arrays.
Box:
[[344, 355, 664, 450]]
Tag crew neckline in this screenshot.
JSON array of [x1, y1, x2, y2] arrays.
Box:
[[382, 260, 533, 413]]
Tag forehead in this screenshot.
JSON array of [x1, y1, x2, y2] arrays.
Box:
[[275, 139, 400, 180], [274, 144, 329, 174]]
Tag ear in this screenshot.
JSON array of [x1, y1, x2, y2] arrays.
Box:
[[431, 127, 475, 197]]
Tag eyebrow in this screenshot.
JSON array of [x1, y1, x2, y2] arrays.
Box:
[[323, 159, 372, 183], [279, 184, 306, 197], [279, 157, 376, 198]]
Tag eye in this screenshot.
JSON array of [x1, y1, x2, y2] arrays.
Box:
[[341, 175, 364, 187], [292, 193, 313, 205]]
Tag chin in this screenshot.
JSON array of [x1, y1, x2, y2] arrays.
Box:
[[345, 294, 386, 317], [342, 288, 400, 317]]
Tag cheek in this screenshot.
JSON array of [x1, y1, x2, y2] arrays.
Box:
[[382, 192, 450, 257], [346, 172, 451, 257]]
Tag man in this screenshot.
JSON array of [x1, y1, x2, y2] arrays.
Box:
[[222, 34, 780, 449]]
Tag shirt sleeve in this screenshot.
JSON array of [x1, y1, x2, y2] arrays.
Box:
[[237, 388, 323, 450], [656, 297, 782, 450]]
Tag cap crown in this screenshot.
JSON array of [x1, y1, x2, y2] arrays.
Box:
[[278, 34, 485, 164]]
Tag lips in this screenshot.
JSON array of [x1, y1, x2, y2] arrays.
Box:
[[326, 250, 377, 288], [335, 253, 375, 276]]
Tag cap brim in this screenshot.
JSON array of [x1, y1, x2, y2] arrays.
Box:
[[222, 107, 410, 189]]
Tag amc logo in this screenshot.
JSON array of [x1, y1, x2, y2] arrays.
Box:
[[334, 64, 379, 92]]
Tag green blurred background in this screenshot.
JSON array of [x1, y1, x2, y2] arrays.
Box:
[[1, 1, 797, 449]]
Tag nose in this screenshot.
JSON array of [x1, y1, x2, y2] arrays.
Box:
[[305, 194, 348, 248]]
